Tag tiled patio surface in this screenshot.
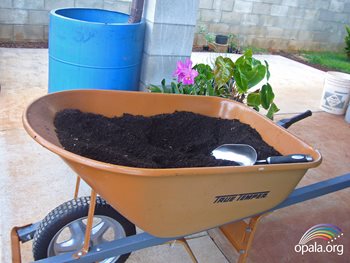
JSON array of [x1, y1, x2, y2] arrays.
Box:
[[0, 48, 349, 263]]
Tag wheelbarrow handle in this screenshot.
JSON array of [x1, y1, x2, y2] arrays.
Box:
[[277, 110, 312, 129], [256, 154, 313, 164]]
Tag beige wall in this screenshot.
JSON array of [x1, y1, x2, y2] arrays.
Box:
[[196, 0, 350, 51], [1, 0, 350, 51]]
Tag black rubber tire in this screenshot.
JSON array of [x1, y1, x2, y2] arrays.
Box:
[[32, 196, 136, 262]]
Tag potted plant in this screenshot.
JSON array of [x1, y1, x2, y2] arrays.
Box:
[[205, 32, 215, 51], [227, 33, 239, 53], [149, 49, 279, 119], [197, 25, 215, 51], [215, 35, 228, 45], [197, 25, 207, 51]]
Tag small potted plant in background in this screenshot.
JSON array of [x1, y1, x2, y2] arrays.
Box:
[[205, 32, 215, 51], [345, 25, 350, 59], [215, 34, 228, 45], [197, 25, 208, 51], [197, 25, 215, 51], [227, 33, 239, 53], [213, 34, 229, 53]]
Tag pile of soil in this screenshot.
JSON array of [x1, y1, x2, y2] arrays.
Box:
[[54, 110, 280, 168]]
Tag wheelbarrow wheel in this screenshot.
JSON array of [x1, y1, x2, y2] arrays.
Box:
[[32, 196, 136, 262]]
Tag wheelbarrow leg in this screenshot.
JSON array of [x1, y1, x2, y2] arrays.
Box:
[[73, 189, 97, 258], [11, 226, 22, 263], [209, 214, 268, 263], [174, 238, 198, 263], [10, 222, 40, 263], [74, 176, 81, 199]]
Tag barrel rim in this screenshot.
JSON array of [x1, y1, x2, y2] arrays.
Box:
[[326, 71, 350, 82], [50, 8, 144, 26]]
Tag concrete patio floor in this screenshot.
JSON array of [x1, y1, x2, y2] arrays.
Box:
[[0, 48, 349, 263]]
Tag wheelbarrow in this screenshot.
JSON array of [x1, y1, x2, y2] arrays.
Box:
[[11, 90, 350, 263]]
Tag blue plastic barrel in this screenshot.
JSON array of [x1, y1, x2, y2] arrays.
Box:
[[48, 8, 145, 93]]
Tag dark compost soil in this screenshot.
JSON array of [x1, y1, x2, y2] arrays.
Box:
[[54, 110, 280, 168]]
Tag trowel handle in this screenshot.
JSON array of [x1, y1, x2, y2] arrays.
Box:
[[259, 154, 313, 164], [277, 110, 312, 129]]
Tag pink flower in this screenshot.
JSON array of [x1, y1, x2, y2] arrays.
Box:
[[173, 58, 198, 85]]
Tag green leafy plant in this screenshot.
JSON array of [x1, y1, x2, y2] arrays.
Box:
[[227, 33, 238, 50], [197, 25, 215, 47], [149, 50, 279, 119], [205, 33, 215, 45], [198, 25, 207, 35], [345, 25, 350, 58]]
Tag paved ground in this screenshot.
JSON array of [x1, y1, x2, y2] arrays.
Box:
[[0, 48, 349, 263]]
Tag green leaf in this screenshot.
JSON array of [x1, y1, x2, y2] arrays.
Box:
[[171, 82, 180, 94], [178, 83, 185, 94], [190, 87, 195, 95], [346, 25, 350, 35], [203, 81, 213, 96], [245, 64, 266, 89], [194, 63, 213, 75], [235, 54, 245, 66], [183, 85, 191, 94], [213, 56, 235, 88], [260, 83, 275, 110], [236, 50, 253, 66], [193, 64, 214, 90], [207, 83, 215, 96], [233, 51, 266, 92], [216, 84, 229, 97], [264, 60, 270, 81], [148, 85, 163, 93], [244, 49, 253, 58], [161, 79, 166, 87], [247, 92, 261, 107], [197, 82, 204, 95], [192, 85, 198, 95], [162, 87, 170, 93], [266, 102, 280, 120], [205, 33, 215, 43], [250, 57, 261, 67], [233, 67, 248, 93]]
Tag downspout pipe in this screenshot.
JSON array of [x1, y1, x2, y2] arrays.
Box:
[[128, 0, 145, 23]]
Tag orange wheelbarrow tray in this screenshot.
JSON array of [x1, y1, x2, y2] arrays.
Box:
[[11, 173, 350, 263], [11, 90, 350, 263], [22, 90, 323, 238]]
